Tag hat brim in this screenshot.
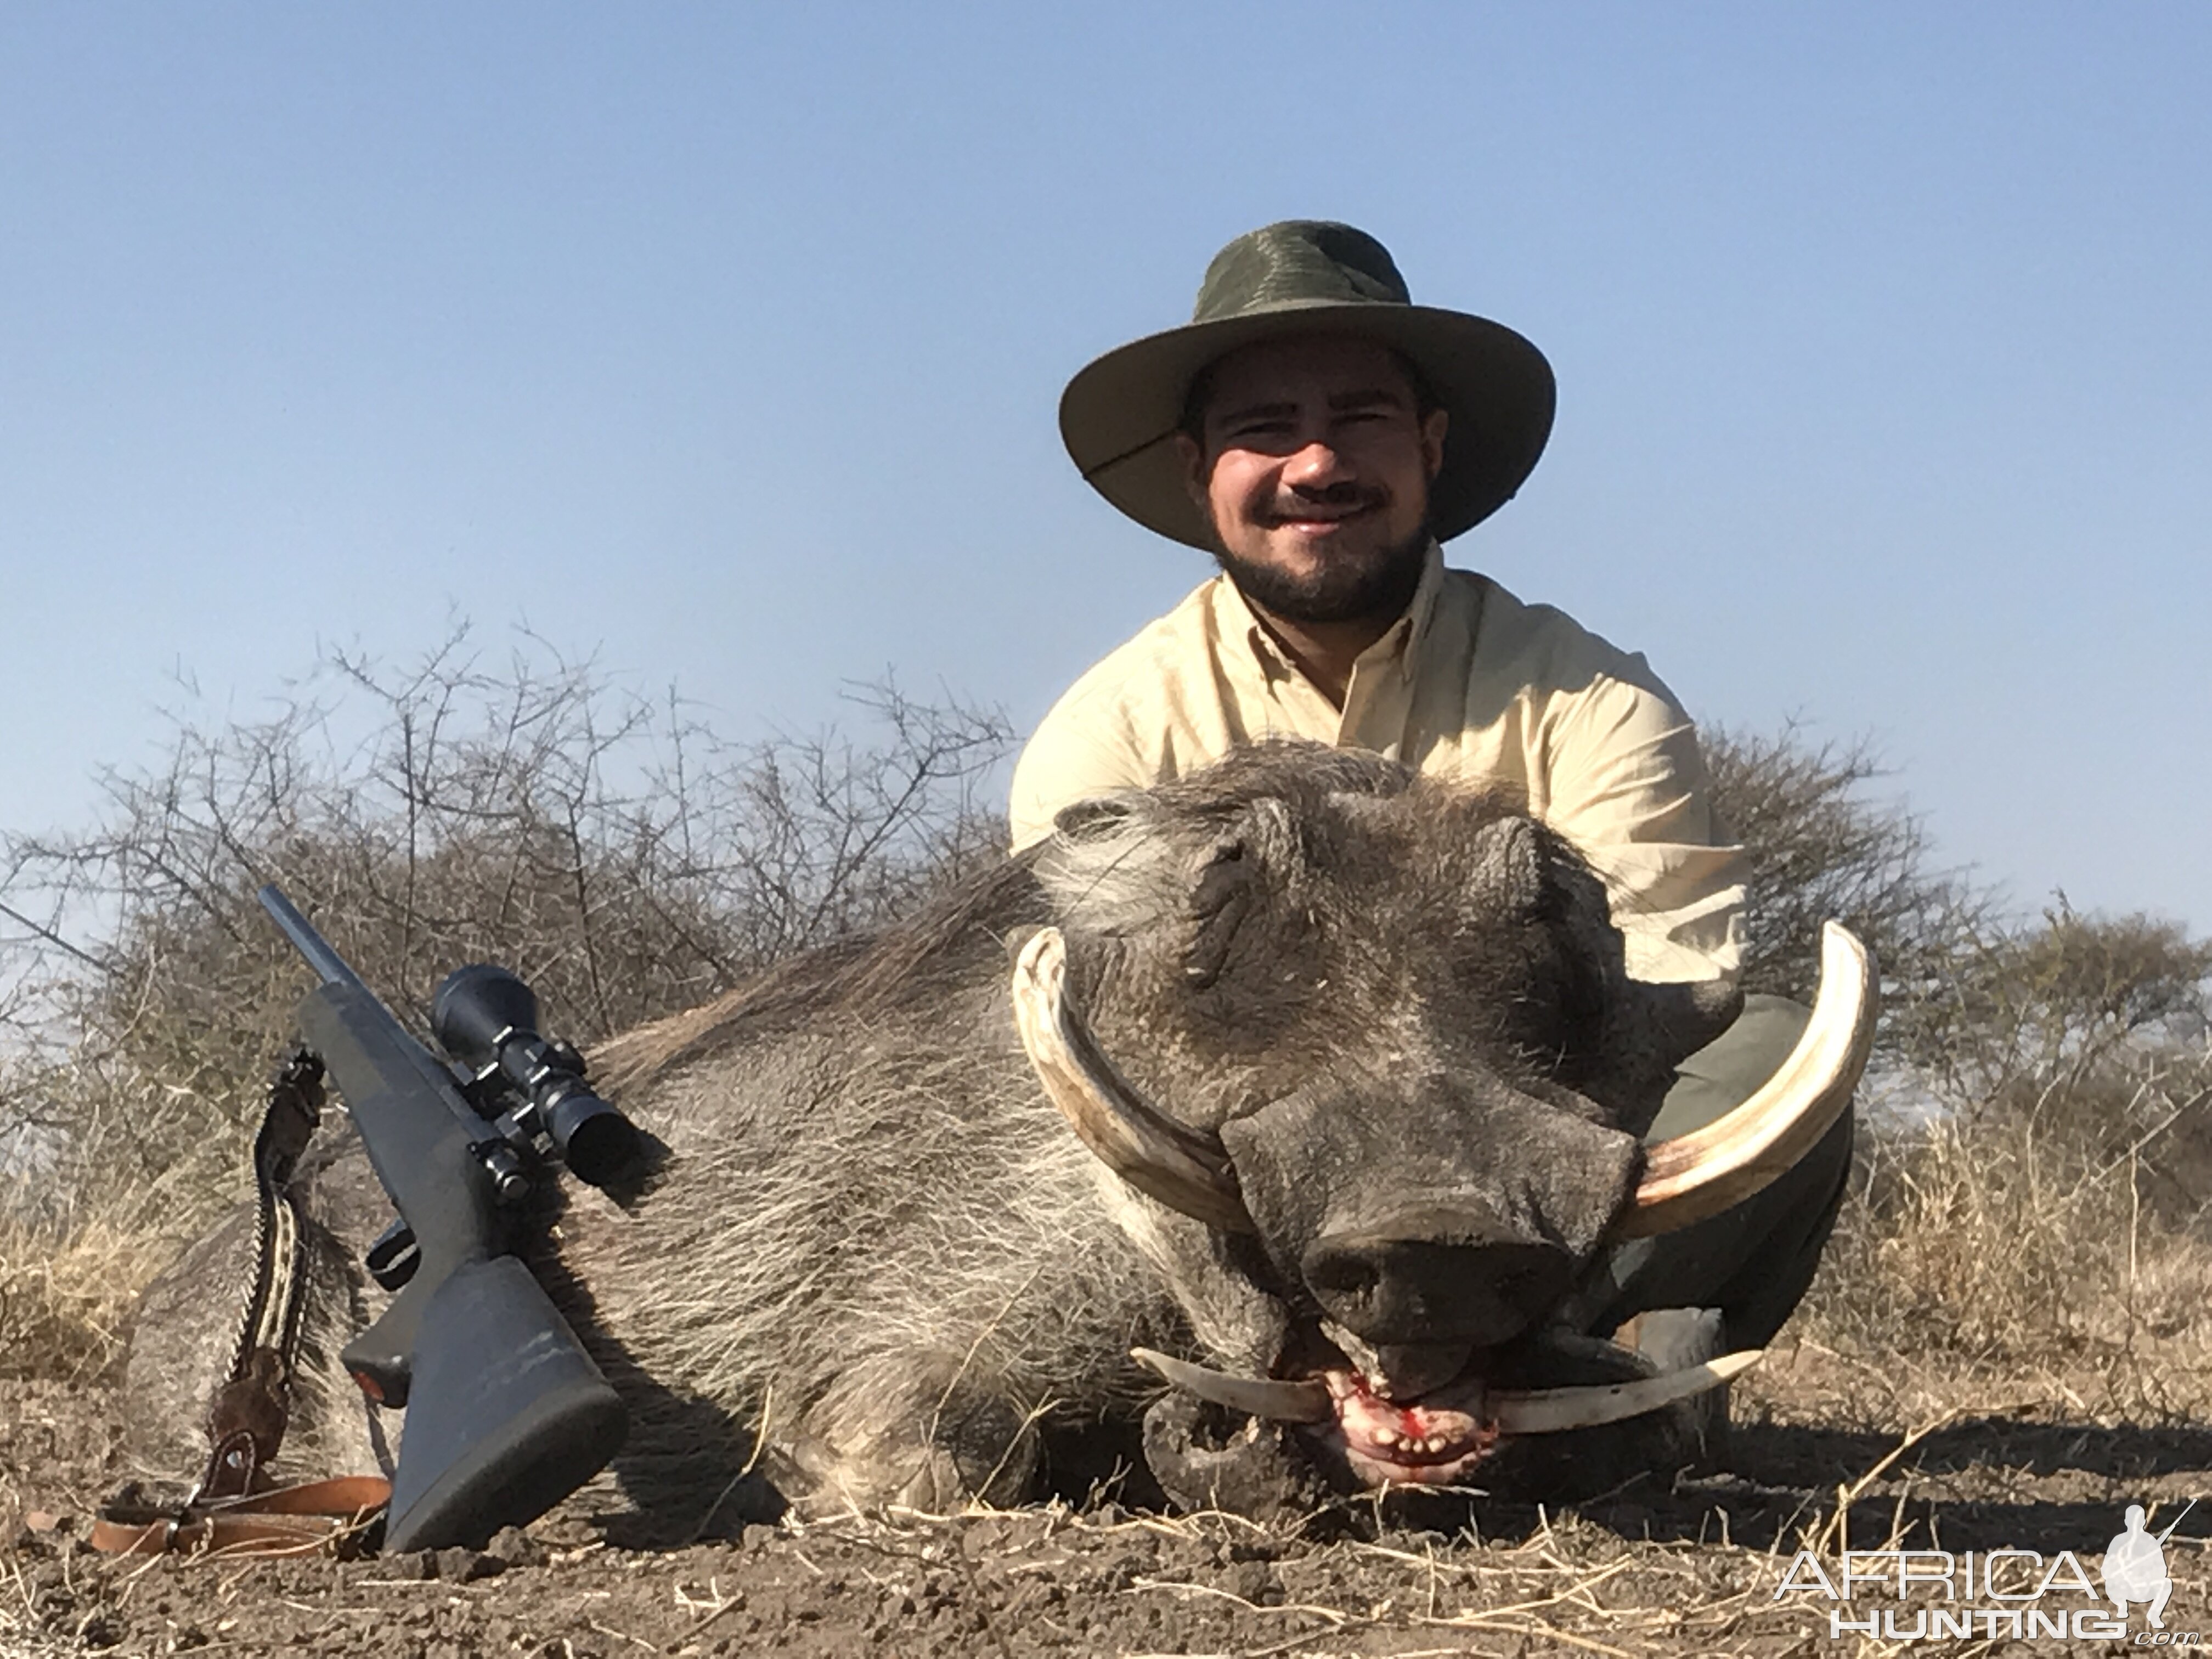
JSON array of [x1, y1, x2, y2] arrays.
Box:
[[1059, 300, 1555, 551]]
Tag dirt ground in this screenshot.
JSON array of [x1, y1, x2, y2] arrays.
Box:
[[4, 1343, 2208, 1658]]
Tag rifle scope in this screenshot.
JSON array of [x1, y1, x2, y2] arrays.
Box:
[[431, 964, 640, 1187]]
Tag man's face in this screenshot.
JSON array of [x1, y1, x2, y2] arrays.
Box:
[[1176, 336, 1448, 626]]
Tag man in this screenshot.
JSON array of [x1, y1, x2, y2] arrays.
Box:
[[1014, 220, 1849, 1373], [1013, 221, 1736, 985]]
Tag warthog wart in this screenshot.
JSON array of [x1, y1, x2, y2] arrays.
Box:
[[125, 742, 1871, 1528]]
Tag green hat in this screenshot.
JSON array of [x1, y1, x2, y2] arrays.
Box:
[[1059, 221, 1555, 550]]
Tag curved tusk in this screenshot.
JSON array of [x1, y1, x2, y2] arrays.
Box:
[[1612, 921, 1877, 1239], [1488, 1350, 1763, 1435], [1130, 1347, 1334, 1424], [1012, 928, 1256, 1234]]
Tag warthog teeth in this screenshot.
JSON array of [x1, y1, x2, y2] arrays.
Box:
[[1130, 1347, 1333, 1424], [1486, 1351, 1764, 1435]]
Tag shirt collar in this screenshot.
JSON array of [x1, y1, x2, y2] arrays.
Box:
[[1220, 540, 1446, 685]]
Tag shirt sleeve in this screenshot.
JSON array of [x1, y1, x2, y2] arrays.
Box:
[[1540, 673, 1746, 983]]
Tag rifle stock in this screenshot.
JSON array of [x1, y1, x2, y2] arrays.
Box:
[[381, 1255, 627, 1554]]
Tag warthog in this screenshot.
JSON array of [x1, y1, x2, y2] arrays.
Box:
[[125, 742, 1870, 1528]]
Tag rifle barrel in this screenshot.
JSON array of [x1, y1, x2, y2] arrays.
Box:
[[257, 884, 373, 995], [2156, 1496, 2197, 1544]]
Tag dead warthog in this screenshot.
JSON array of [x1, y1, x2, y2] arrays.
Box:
[[125, 742, 1871, 1530]]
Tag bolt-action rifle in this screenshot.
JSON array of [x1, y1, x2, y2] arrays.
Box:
[[257, 883, 636, 1552]]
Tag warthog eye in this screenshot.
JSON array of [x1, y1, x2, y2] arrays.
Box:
[[1305, 1251, 1380, 1301]]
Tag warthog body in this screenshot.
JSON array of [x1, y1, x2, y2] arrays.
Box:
[[127, 742, 1853, 1530]]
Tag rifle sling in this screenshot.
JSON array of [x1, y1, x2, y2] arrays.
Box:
[[95, 1051, 394, 1556], [89, 1475, 393, 1557], [199, 1049, 324, 1501]]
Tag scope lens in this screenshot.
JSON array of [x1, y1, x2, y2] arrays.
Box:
[[548, 1090, 641, 1187]]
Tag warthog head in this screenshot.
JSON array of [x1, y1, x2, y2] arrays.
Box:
[[1017, 743, 1870, 1489]]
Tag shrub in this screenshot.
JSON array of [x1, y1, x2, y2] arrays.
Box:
[[0, 637, 1011, 1376]]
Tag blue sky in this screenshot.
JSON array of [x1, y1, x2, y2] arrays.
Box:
[[2, 4, 2207, 935]]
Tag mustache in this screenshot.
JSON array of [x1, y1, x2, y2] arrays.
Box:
[[1259, 484, 1389, 524]]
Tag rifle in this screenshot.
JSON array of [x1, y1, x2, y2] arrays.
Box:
[[256, 883, 635, 1552]]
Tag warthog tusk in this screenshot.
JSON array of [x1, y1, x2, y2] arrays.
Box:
[[1131, 1345, 1762, 1436], [1130, 1347, 1334, 1424], [1486, 1350, 1763, 1434], [1012, 928, 1256, 1234], [1615, 921, 1877, 1238]]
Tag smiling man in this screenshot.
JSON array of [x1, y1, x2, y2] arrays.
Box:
[[1177, 335, 1445, 698], [1013, 219, 1740, 988], [1013, 221, 1852, 1391]]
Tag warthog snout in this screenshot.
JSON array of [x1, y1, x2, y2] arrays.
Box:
[[1217, 1075, 1644, 1352], [1301, 1212, 1575, 1350]]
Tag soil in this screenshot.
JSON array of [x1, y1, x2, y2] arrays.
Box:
[[5, 1343, 2208, 1658]]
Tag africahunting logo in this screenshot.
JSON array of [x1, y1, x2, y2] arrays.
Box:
[[1773, 1500, 2197, 1643]]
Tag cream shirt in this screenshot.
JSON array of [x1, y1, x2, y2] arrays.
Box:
[[1009, 546, 1745, 982]]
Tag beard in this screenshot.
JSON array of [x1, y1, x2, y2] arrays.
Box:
[[1211, 516, 1432, 627]]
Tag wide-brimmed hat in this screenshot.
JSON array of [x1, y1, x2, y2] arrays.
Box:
[[1060, 221, 1555, 550]]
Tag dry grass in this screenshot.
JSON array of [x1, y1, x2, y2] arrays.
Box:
[[0, 1218, 145, 1390], [1856, 1123, 2212, 1356], [1795, 1056, 2212, 1425]]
